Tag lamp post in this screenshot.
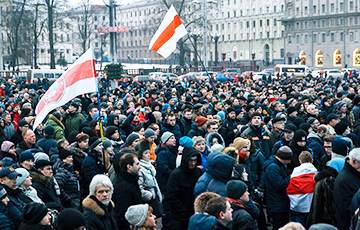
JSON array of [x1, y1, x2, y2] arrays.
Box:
[[214, 32, 220, 66], [100, 32, 106, 70], [251, 50, 256, 71], [192, 29, 199, 68]]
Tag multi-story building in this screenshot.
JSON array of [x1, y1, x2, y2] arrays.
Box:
[[282, 0, 360, 68], [194, 0, 286, 68]]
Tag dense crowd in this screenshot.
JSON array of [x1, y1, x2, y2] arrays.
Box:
[[0, 73, 359, 230]]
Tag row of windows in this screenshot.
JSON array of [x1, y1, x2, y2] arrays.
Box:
[[292, 1, 357, 16], [210, 18, 279, 33], [285, 17, 360, 30], [40, 49, 71, 54], [288, 31, 357, 44], [220, 5, 284, 18]]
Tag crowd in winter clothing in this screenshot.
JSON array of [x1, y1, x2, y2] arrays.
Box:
[[0, 73, 360, 230]]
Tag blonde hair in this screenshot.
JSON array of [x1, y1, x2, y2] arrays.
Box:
[[279, 222, 306, 230]]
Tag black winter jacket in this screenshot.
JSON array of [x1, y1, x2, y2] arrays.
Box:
[[2, 185, 24, 230], [228, 198, 259, 230], [166, 147, 203, 230], [83, 195, 118, 230], [262, 156, 290, 214], [187, 123, 206, 138], [220, 118, 238, 146], [0, 202, 14, 230], [113, 171, 143, 230], [30, 171, 62, 211], [334, 160, 360, 230], [155, 145, 177, 193], [53, 159, 80, 208]]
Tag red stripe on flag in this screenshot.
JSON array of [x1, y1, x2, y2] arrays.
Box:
[[65, 59, 96, 87], [150, 15, 182, 52], [286, 173, 316, 195]]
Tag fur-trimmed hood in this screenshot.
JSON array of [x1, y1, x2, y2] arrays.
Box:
[[30, 171, 51, 187], [82, 195, 114, 216], [193, 191, 221, 213], [47, 114, 65, 130]]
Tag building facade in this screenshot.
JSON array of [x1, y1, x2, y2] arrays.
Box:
[[282, 0, 360, 68]]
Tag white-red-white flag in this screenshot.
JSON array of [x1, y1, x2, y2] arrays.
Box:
[[33, 47, 98, 130], [149, 5, 187, 59]]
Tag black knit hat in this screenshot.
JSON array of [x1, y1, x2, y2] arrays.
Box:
[[226, 180, 248, 199], [334, 122, 348, 135], [57, 208, 86, 230], [44, 125, 55, 137], [286, 106, 296, 115], [276, 146, 293, 160], [59, 149, 72, 160], [105, 126, 118, 138], [89, 136, 102, 149], [22, 203, 48, 224]]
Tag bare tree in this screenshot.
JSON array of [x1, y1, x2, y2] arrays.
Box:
[[32, 2, 46, 68], [44, 0, 56, 68], [2, 0, 28, 71], [72, 0, 94, 53]]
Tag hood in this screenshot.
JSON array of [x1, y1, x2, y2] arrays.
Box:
[[332, 138, 352, 156], [30, 171, 51, 187], [180, 146, 202, 172], [47, 114, 65, 130], [194, 191, 221, 213], [188, 213, 217, 230], [307, 132, 322, 141], [313, 166, 338, 182], [107, 114, 118, 126], [290, 130, 307, 147], [205, 132, 225, 148], [209, 153, 235, 183], [82, 195, 114, 216], [263, 155, 279, 172], [206, 151, 223, 173]]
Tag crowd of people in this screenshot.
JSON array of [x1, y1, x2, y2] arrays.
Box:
[[0, 73, 359, 230]]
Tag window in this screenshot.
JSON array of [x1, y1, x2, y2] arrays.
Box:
[[288, 35, 292, 43], [350, 1, 354, 10], [313, 5, 317, 14], [247, 21, 249, 28], [331, 3, 334, 12], [340, 2, 344, 11], [350, 32, 354, 41], [274, 6, 276, 12], [260, 20, 263, 26], [103, 16, 105, 20], [331, 33, 335, 42], [322, 20, 326, 27], [350, 17, 354, 25], [234, 0, 236, 4], [313, 34, 317, 43], [234, 11, 236, 17], [305, 34, 308, 43], [321, 4, 325, 13], [313, 20, 317, 27], [340, 32, 344, 41], [274, 19, 277, 26], [253, 21, 255, 27], [228, 11, 230, 18], [67, 34, 70, 42], [266, 6, 269, 13], [94, 16, 97, 21], [281, 5, 284, 12], [304, 6, 308, 15], [267, 31, 270, 38], [322, 33, 326, 42], [296, 35, 300, 43], [260, 32, 263, 39], [267, 19, 270, 26], [296, 7, 300, 15], [280, 48, 284, 58]]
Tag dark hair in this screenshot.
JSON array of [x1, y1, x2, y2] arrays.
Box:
[[166, 113, 175, 120], [323, 135, 337, 142], [204, 197, 227, 218], [206, 121, 217, 129], [119, 153, 137, 171], [57, 139, 67, 148], [299, 151, 312, 163]]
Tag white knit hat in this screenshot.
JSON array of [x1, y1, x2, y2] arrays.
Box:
[[125, 204, 149, 227], [15, 168, 29, 187]]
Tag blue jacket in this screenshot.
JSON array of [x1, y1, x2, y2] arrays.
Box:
[[36, 136, 57, 154], [194, 152, 223, 197], [206, 154, 236, 197], [2, 185, 25, 229], [81, 150, 106, 197], [262, 156, 290, 214], [155, 145, 178, 193], [0, 202, 15, 230], [307, 132, 326, 167], [187, 123, 206, 138], [188, 213, 217, 230]]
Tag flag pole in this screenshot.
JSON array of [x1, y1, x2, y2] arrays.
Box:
[[186, 34, 228, 113]]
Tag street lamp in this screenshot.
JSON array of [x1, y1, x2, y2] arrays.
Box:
[[251, 50, 256, 71], [213, 32, 220, 66], [191, 29, 199, 68]]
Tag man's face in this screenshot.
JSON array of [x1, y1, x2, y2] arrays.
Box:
[[240, 189, 250, 202], [274, 121, 285, 131], [94, 143, 103, 152], [248, 108, 255, 116], [22, 175, 32, 187], [39, 165, 53, 178], [284, 131, 294, 141], [207, 124, 219, 133], [307, 105, 318, 115], [187, 157, 197, 170], [184, 111, 192, 120], [39, 213, 52, 226], [63, 155, 73, 165], [324, 141, 332, 156], [20, 159, 34, 171], [330, 118, 340, 127], [340, 105, 347, 113], [228, 111, 236, 119], [24, 130, 36, 145], [89, 108, 98, 118], [4, 114, 11, 123], [167, 116, 176, 127], [222, 201, 233, 224], [95, 186, 112, 205], [128, 157, 141, 175], [0, 176, 17, 189], [146, 136, 156, 144], [68, 105, 77, 113], [251, 116, 262, 127], [78, 139, 89, 150], [165, 136, 176, 147]]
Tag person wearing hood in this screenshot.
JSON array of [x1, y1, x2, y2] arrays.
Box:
[[36, 125, 57, 155], [105, 126, 124, 154], [226, 180, 260, 230], [44, 112, 65, 141], [307, 158, 344, 229], [261, 146, 293, 230], [205, 152, 236, 197], [53, 149, 80, 209], [62, 101, 85, 137], [288, 130, 312, 172], [166, 146, 203, 230], [331, 137, 352, 159], [240, 113, 271, 159], [307, 124, 328, 168], [0, 141, 17, 162]]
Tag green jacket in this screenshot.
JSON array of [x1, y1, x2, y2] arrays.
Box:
[[62, 111, 85, 137], [44, 114, 66, 141]]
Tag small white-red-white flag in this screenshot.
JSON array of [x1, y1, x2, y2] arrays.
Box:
[[149, 5, 187, 59], [33, 47, 98, 130]]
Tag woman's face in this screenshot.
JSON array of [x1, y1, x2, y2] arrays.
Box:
[[241, 140, 251, 153], [144, 212, 156, 228], [194, 141, 206, 152], [142, 151, 150, 161], [111, 130, 120, 140]]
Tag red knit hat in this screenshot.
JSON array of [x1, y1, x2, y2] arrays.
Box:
[[195, 116, 208, 127]]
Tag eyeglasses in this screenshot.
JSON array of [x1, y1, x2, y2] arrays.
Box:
[[324, 146, 332, 149]]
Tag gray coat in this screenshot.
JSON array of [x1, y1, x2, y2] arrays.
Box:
[[138, 159, 162, 202]]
